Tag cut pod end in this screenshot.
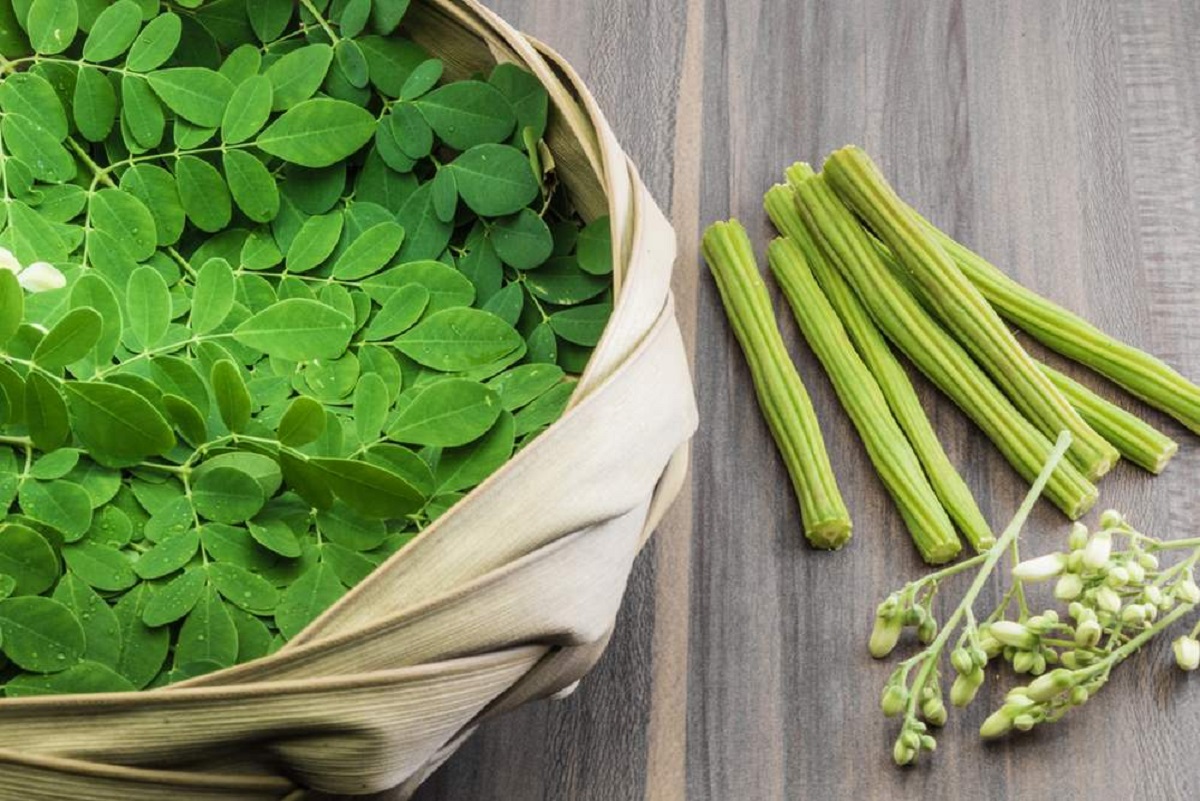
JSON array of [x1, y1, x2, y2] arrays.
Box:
[[805, 517, 853, 550]]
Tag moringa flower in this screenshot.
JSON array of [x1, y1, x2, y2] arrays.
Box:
[[18, 261, 66, 293]]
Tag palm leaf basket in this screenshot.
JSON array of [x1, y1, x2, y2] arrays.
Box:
[[0, 0, 697, 797]]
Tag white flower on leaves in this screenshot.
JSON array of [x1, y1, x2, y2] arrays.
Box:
[[1012, 552, 1067, 582], [1082, 529, 1113, 571], [0, 249, 66, 294], [0, 247, 21, 274], [1174, 636, 1200, 672], [19, 261, 66, 293]]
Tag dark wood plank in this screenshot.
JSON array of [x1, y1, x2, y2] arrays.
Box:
[[339, 2, 1200, 799]]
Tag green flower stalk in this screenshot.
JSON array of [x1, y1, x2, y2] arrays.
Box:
[[930, 225, 1200, 435], [701, 220, 852, 548], [874, 431, 1072, 765], [790, 172, 1097, 519], [767, 236, 962, 564], [767, 172, 994, 552], [823, 145, 1119, 481], [1039, 364, 1178, 474]]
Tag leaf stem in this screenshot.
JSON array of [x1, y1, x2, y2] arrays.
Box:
[[298, 0, 342, 43]]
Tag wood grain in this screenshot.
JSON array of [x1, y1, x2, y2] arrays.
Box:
[[336, 2, 1200, 798]]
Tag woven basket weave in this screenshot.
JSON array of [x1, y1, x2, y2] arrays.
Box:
[[0, 1, 697, 798]]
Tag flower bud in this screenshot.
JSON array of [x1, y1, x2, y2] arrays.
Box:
[[869, 612, 905, 658], [1083, 530, 1113, 570], [917, 615, 937, 645], [1025, 668, 1074, 702], [881, 684, 908, 717], [1095, 585, 1122, 614], [1099, 509, 1124, 529], [990, 621, 1038, 650], [1106, 566, 1130, 587], [1069, 685, 1089, 705], [1075, 619, 1103, 648], [951, 648, 975, 676], [1031, 653, 1047, 675], [970, 647, 989, 668], [922, 697, 948, 727], [0, 247, 20, 275], [1012, 553, 1066, 582], [1126, 561, 1146, 585], [950, 669, 983, 707], [1012, 713, 1037, 732], [1013, 650, 1037, 674], [901, 730, 922, 750], [17, 261, 65, 293], [1143, 586, 1164, 607], [1120, 604, 1147, 627], [1174, 636, 1200, 671], [980, 709, 1014, 738], [1026, 615, 1052, 634], [1054, 573, 1084, 601], [1060, 651, 1078, 669], [1179, 580, 1200, 605], [1139, 553, 1159, 571], [920, 734, 937, 752], [1068, 522, 1089, 551], [978, 629, 1003, 658], [1068, 601, 1085, 620], [893, 738, 916, 766]]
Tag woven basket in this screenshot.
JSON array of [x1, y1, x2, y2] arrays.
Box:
[[0, 2, 697, 798]]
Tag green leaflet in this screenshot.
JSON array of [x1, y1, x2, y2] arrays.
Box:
[[0, 523, 60, 596], [0, 596, 85, 672], [175, 585, 237, 667], [415, 80, 516, 151], [146, 68, 233, 128], [265, 43, 333, 111], [63, 381, 176, 467], [126, 12, 180, 72], [82, 0, 142, 63], [221, 74, 273, 144], [189, 258, 236, 334], [26, 0, 78, 55], [275, 562, 344, 640], [256, 98, 377, 168], [234, 299, 354, 362], [492, 208, 553, 270], [577, 215, 615, 275], [1, 113, 74, 183], [395, 308, 523, 372], [388, 379, 502, 447], [223, 150, 280, 223], [451, 144, 539, 217], [0, 5, 612, 697]]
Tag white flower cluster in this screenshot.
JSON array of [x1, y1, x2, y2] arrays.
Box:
[[0, 247, 66, 294]]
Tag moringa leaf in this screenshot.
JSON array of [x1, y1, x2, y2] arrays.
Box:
[[81, 0, 142, 63], [146, 67, 233, 128], [233, 299, 354, 361], [450, 144, 539, 217], [126, 11, 181, 72], [265, 43, 333, 111], [63, 381, 176, 467], [395, 308, 522, 372], [388, 378, 502, 447], [34, 306, 102, 369], [256, 98, 376, 168], [0, 596, 85, 672]]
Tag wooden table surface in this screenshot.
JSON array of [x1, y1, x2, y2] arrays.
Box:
[[398, 2, 1200, 799]]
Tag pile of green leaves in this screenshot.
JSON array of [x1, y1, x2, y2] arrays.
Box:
[[0, 0, 614, 696]]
